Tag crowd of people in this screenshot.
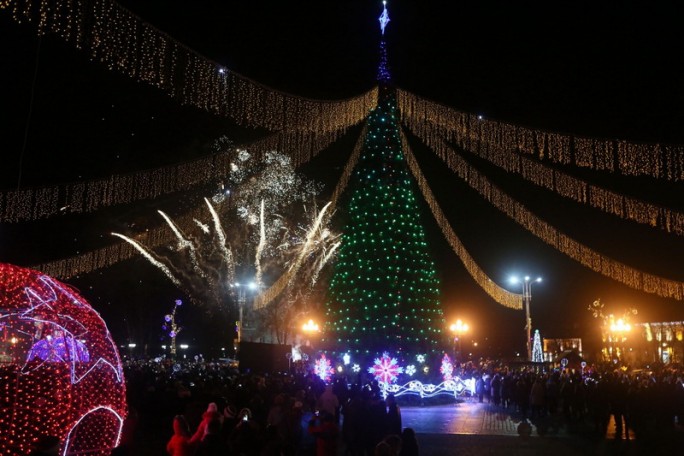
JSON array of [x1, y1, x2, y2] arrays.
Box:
[[119, 359, 420, 455], [110, 358, 684, 455], [472, 364, 684, 441]]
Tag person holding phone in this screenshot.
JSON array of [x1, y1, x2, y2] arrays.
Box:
[[228, 408, 260, 455]]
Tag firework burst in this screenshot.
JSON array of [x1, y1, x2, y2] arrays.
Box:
[[114, 147, 338, 339]]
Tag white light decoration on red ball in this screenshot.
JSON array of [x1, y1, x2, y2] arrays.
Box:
[[0, 263, 126, 455]]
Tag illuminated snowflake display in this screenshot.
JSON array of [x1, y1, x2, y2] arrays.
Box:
[[368, 353, 404, 384], [314, 354, 334, 383], [405, 364, 417, 376], [352, 363, 361, 373], [416, 354, 426, 364], [0, 263, 126, 455], [440, 354, 454, 381]]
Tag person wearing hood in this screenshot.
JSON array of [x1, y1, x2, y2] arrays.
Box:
[[191, 402, 223, 443]]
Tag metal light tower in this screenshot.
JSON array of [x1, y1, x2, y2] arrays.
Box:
[[511, 275, 542, 361]]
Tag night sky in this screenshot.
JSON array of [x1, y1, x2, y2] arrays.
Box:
[[2, 0, 684, 358]]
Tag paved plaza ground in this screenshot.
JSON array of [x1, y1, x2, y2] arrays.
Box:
[[402, 401, 684, 456], [134, 399, 684, 455]]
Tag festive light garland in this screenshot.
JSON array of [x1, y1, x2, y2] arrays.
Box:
[[403, 118, 684, 236], [397, 89, 684, 181], [29, 128, 350, 278], [0, 127, 352, 223], [1, 0, 377, 132], [380, 378, 475, 399], [406, 130, 684, 301], [400, 131, 523, 309], [0, 263, 126, 455]]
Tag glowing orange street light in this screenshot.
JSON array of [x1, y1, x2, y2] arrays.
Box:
[[302, 319, 320, 332], [450, 320, 469, 361], [609, 318, 631, 363]]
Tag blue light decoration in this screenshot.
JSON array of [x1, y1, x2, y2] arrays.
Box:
[[377, 39, 391, 83], [378, 1, 390, 35], [368, 352, 403, 384], [381, 378, 476, 400], [27, 335, 90, 363], [440, 354, 454, 381], [352, 363, 361, 373], [162, 299, 183, 356], [314, 354, 334, 383], [405, 364, 417, 376]]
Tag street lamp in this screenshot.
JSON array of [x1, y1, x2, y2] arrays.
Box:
[[510, 275, 542, 361], [449, 319, 469, 363], [232, 281, 258, 347], [302, 319, 320, 333], [302, 319, 320, 350], [609, 318, 631, 364]]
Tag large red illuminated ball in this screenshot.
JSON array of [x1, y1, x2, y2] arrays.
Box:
[[0, 263, 126, 455]]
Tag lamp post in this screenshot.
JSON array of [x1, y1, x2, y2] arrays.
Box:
[[609, 318, 631, 364], [302, 319, 320, 354], [232, 281, 258, 354], [449, 319, 469, 363], [510, 276, 542, 361]]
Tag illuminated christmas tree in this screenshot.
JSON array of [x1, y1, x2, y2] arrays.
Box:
[[323, 5, 443, 358], [532, 329, 544, 363]]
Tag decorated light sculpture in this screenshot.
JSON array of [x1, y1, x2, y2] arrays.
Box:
[[314, 354, 334, 383], [0, 263, 126, 455], [368, 353, 403, 384], [405, 364, 417, 376], [162, 299, 183, 356], [440, 353, 454, 381], [532, 329, 544, 363]]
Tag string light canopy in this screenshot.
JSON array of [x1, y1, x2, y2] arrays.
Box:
[[0, 263, 126, 455]]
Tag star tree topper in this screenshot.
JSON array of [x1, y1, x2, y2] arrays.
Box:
[[379, 1, 390, 35]]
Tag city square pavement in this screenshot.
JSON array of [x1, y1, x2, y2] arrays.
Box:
[[402, 401, 683, 456]]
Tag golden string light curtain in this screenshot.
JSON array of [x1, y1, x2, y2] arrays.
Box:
[[398, 89, 684, 181], [254, 123, 368, 310], [405, 119, 684, 236], [31, 128, 348, 278], [400, 131, 523, 310], [402, 92, 684, 236], [0, 128, 349, 223], [1, 0, 377, 132], [406, 127, 684, 301]]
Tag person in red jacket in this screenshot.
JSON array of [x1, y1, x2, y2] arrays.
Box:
[[166, 415, 195, 456], [307, 411, 339, 456]]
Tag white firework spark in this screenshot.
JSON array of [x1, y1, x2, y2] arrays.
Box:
[[204, 197, 235, 286], [255, 199, 266, 288], [111, 232, 181, 286], [194, 219, 210, 234], [159, 210, 205, 277]]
